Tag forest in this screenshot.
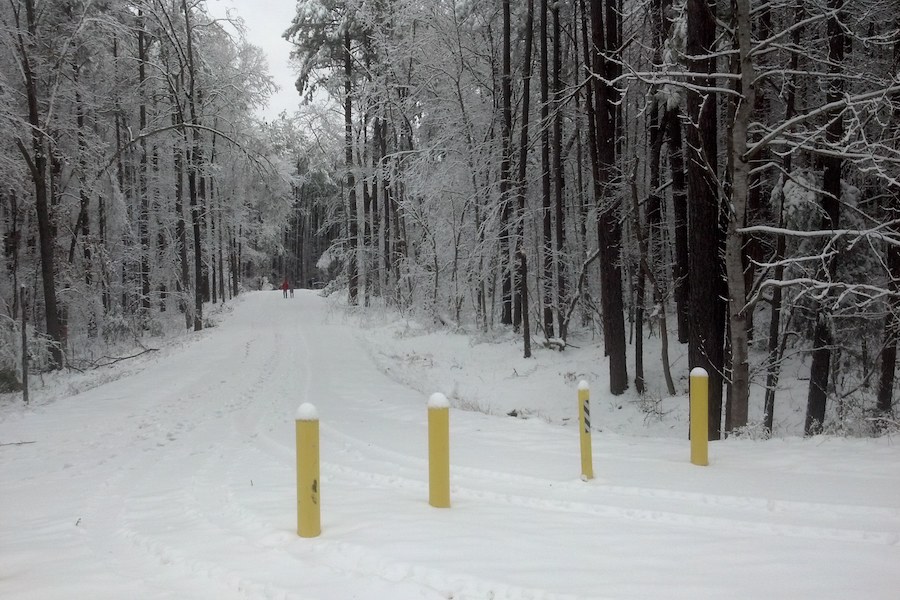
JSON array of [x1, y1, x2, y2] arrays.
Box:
[[2, 0, 899, 439]]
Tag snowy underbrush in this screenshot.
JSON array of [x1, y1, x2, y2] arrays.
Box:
[[0, 313, 58, 393], [0, 315, 23, 392], [334, 294, 693, 438], [0, 297, 241, 413], [329, 292, 897, 440]]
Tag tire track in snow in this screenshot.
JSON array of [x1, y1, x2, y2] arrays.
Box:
[[258, 406, 900, 549], [227, 376, 900, 554], [44, 293, 898, 599], [78, 307, 305, 599], [186, 311, 580, 600], [327, 457, 900, 546], [226, 422, 900, 552], [293, 322, 900, 548], [188, 442, 588, 600], [83, 302, 459, 600]]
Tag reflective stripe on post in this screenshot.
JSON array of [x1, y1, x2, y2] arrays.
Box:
[[689, 368, 709, 466], [296, 403, 321, 537], [578, 380, 594, 480], [428, 393, 450, 508]]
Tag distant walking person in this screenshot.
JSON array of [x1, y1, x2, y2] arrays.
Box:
[[289, 281, 294, 298], [281, 278, 289, 298]]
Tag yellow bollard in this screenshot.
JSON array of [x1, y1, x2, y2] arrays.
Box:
[[296, 403, 321, 537], [689, 367, 709, 466], [428, 393, 450, 508], [578, 381, 594, 480]]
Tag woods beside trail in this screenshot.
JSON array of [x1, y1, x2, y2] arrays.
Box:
[[2, 0, 900, 439]]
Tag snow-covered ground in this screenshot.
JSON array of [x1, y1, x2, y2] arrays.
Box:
[[1, 290, 898, 599]]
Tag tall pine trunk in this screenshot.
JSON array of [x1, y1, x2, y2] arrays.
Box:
[[686, 0, 724, 439], [876, 23, 900, 418], [552, 2, 567, 341], [722, 0, 755, 433], [345, 29, 358, 305], [172, 99, 192, 329], [138, 10, 151, 316], [500, 0, 513, 325], [515, 0, 536, 349], [17, 0, 63, 367], [541, 0, 553, 337], [805, 0, 845, 435], [667, 108, 690, 343], [182, 0, 203, 331], [590, 0, 628, 394]]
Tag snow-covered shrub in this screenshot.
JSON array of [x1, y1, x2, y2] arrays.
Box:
[[771, 169, 882, 339], [767, 169, 894, 430], [0, 315, 21, 391]]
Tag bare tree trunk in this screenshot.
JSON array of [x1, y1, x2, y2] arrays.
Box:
[[16, 0, 62, 368], [218, 194, 225, 303], [172, 103, 191, 329], [686, 0, 724, 439], [576, 0, 595, 335], [138, 10, 151, 317], [634, 180, 646, 394], [21, 285, 28, 403], [805, 0, 845, 435], [70, 67, 94, 340], [210, 179, 218, 305], [518, 249, 532, 358], [877, 239, 900, 415], [361, 147, 371, 306], [552, 2, 567, 341], [345, 28, 358, 305], [182, 0, 203, 331], [630, 164, 676, 396], [637, 0, 666, 394], [378, 119, 393, 293], [4, 192, 21, 318], [876, 25, 900, 417], [764, 2, 806, 435], [371, 119, 383, 299], [722, 0, 755, 433], [764, 180, 788, 434], [590, 0, 628, 394], [666, 108, 690, 343], [231, 225, 240, 298], [514, 0, 535, 332], [540, 0, 554, 338], [763, 3, 805, 434], [200, 131, 212, 304], [500, 0, 513, 325]]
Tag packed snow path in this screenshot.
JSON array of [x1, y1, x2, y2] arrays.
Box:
[[2, 291, 899, 599]]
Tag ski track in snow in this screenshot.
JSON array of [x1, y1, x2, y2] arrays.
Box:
[[2, 291, 899, 599]]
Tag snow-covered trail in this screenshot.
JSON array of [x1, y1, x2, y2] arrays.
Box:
[[2, 291, 899, 599]]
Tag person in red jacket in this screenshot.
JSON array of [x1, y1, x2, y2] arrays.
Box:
[[281, 278, 289, 298]]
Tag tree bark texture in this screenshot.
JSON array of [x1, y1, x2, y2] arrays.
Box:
[[686, 0, 724, 439], [590, 0, 628, 395], [805, 0, 845, 435]]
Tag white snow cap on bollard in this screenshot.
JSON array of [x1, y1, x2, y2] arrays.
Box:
[[578, 380, 590, 391], [295, 403, 318, 421], [690, 367, 709, 378], [428, 392, 450, 409]]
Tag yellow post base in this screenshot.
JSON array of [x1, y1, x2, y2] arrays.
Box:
[[578, 381, 594, 480], [296, 404, 321, 537], [690, 368, 709, 466], [428, 394, 450, 508]]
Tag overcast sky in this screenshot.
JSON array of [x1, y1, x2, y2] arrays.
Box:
[[206, 0, 299, 120]]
